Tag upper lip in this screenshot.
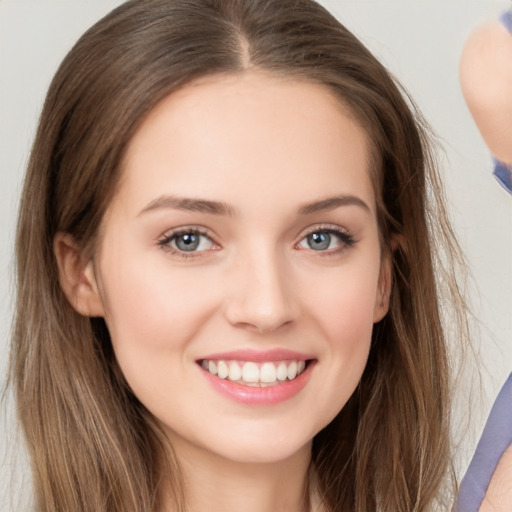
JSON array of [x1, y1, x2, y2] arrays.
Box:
[[197, 348, 315, 362]]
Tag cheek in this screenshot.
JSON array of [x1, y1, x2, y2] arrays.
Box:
[[98, 247, 219, 360], [97, 252, 224, 408], [306, 262, 380, 347], [295, 263, 380, 435]]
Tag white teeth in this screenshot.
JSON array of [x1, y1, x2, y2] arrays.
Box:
[[217, 361, 229, 379], [287, 361, 298, 380], [202, 358, 308, 385], [208, 360, 217, 375], [260, 362, 277, 383], [276, 362, 288, 381], [229, 361, 242, 381], [242, 362, 259, 383]]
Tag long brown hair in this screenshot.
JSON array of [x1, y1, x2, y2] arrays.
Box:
[[11, 0, 468, 510]]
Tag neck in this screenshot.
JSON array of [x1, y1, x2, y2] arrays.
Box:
[[159, 438, 313, 512]]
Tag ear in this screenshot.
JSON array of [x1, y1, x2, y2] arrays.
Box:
[[373, 250, 393, 323], [53, 233, 105, 317]]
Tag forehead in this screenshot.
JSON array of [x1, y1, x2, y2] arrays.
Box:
[[114, 71, 375, 217]]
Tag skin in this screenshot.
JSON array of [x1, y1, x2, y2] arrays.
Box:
[[460, 21, 512, 164], [460, 17, 512, 512], [55, 72, 391, 512], [479, 444, 512, 512]]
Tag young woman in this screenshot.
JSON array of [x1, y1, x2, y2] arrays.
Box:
[[10, 0, 468, 510]]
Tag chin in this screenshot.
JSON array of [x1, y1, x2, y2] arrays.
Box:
[[213, 438, 313, 465]]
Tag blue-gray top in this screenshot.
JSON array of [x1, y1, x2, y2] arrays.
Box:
[[456, 373, 512, 511]]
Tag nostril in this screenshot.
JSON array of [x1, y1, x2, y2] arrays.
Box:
[[222, 266, 299, 333]]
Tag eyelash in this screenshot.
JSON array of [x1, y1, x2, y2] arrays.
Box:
[[157, 226, 218, 260], [296, 225, 356, 256], [157, 224, 356, 260]]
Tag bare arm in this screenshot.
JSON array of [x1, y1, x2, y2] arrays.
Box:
[[460, 21, 512, 164], [479, 443, 512, 512]]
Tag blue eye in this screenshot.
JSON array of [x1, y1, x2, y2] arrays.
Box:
[[159, 229, 215, 253], [297, 228, 354, 252], [306, 232, 332, 251], [174, 233, 201, 251]]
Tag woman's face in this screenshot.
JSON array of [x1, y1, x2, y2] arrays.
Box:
[[93, 72, 390, 464]]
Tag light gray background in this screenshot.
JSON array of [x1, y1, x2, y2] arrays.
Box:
[[1, 0, 511, 509]]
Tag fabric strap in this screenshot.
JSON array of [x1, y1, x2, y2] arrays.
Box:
[[456, 374, 512, 511]]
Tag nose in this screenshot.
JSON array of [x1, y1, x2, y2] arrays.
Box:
[[223, 246, 299, 334]]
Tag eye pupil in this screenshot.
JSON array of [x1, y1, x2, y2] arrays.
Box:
[[308, 232, 331, 250], [176, 233, 200, 251]]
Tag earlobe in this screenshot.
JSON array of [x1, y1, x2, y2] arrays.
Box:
[[53, 233, 105, 317]]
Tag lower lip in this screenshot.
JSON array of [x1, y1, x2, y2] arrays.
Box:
[[200, 362, 314, 405]]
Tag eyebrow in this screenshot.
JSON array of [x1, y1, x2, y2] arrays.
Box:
[[138, 194, 370, 217], [138, 195, 236, 217], [298, 195, 371, 215]]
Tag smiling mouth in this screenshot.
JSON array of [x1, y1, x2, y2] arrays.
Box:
[[198, 359, 312, 387]]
